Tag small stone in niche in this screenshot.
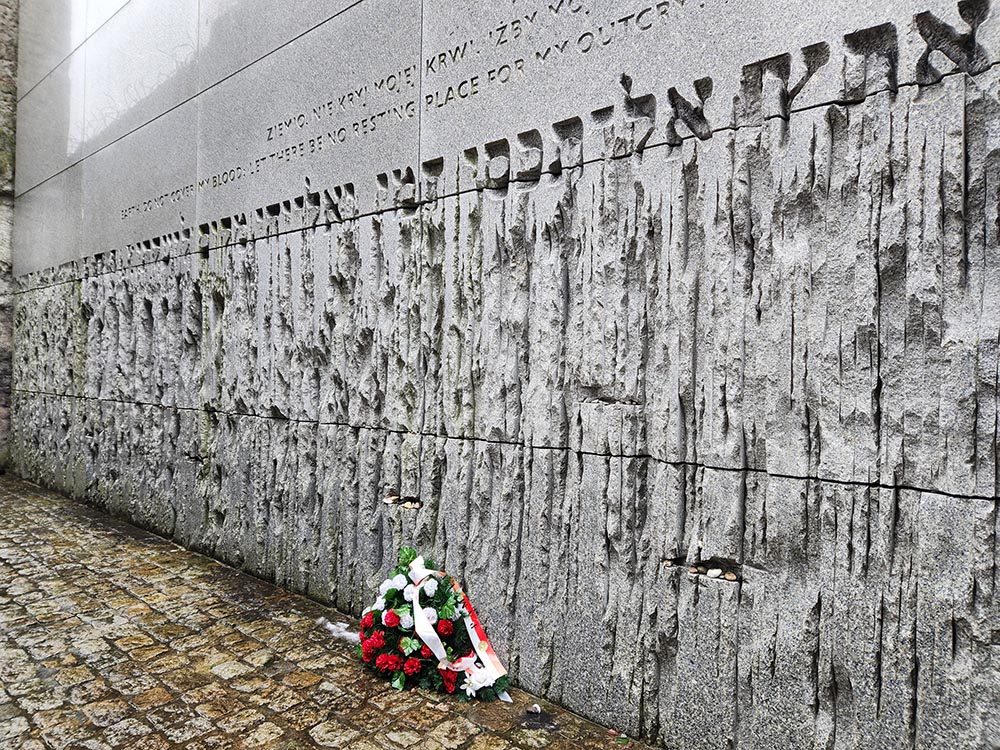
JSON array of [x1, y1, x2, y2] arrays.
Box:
[[707, 568, 722, 579], [724, 572, 738, 582]]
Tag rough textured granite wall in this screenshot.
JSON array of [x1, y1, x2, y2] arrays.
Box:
[[11, 11, 1000, 750], [0, 0, 15, 467]]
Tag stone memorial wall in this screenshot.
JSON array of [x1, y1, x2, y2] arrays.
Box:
[[12, 0, 1000, 746]]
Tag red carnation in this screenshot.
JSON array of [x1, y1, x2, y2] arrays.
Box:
[[436, 619, 454, 637], [403, 658, 422, 676], [376, 653, 403, 672], [439, 669, 458, 693], [366, 630, 385, 650], [384, 610, 401, 628], [361, 637, 380, 661], [420, 644, 433, 659], [360, 612, 375, 630]]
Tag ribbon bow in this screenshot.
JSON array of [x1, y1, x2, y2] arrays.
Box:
[[407, 556, 512, 702]]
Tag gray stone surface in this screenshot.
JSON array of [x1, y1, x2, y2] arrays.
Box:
[[81, 0, 199, 156], [194, 0, 421, 225], [85, 0, 130, 37], [11, 0, 1000, 748], [197, 0, 359, 88], [13, 46, 84, 194], [81, 98, 198, 257], [15, 0, 84, 96], [12, 162, 82, 276]]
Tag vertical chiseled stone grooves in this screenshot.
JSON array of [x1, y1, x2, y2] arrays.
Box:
[[10, 59, 1000, 750]]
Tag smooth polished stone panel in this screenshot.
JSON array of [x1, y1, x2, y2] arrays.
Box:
[[198, 0, 360, 88], [81, 100, 197, 259], [83, 0, 199, 156], [419, 0, 1000, 196], [13, 163, 83, 277], [17, 0, 86, 97], [14, 50, 86, 195], [86, 0, 131, 36], [195, 0, 420, 225]]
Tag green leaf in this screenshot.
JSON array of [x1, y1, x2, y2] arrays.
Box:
[[391, 671, 406, 691], [399, 636, 421, 655], [399, 547, 418, 567], [438, 595, 457, 621]]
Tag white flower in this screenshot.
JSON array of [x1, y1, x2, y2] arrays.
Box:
[[373, 596, 386, 611], [422, 579, 438, 597], [391, 573, 408, 590], [461, 677, 478, 698], [459, 667, 492, 699], [451, 603, 466, 621], [403, 584, 416, 602], [469, 668, 492, 690], [378, 579, 393, 596], [422, 607, 438, 625], [399, 613, 414, 630]]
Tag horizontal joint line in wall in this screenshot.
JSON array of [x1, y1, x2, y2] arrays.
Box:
[[12, 387, 999, 504]]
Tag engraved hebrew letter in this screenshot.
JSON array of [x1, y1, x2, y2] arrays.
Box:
[[665, 77, 713, 145], [843, 23, 898, 99], [915, 0, 991, 84]]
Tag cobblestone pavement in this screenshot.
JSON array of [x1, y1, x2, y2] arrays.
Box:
[[0, 475, 653, 750]]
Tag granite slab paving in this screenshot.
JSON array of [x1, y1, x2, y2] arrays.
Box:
[[0, 474, 653, 750]]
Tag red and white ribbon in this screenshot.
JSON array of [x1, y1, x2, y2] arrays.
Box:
[[408, 556, 512, 702]]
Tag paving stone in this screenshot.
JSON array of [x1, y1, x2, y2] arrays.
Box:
[[308, 719, 361, 748], [428, 717, 483, 749], [216, 707, 265, 733], [384, 729, 423, 748], [130, 735, 172, 750], [53, 665, 93, 687], [81, 698, 131, 727], [244, 721, 285, 746], [160, 715, 213, 743], [209, 660, 253, 680], [281, 701, 328, 732], [466, 737, 514, 750], [102, 717, 153, 746], [0, 477, 654, 750], [131, 687, 173, 709], [0, 716, 30, 741]]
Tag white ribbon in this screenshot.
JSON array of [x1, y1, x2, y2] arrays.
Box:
[[408, 556, 511, 702]]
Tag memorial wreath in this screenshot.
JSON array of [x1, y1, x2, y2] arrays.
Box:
[[356, 547, 511, 702]]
